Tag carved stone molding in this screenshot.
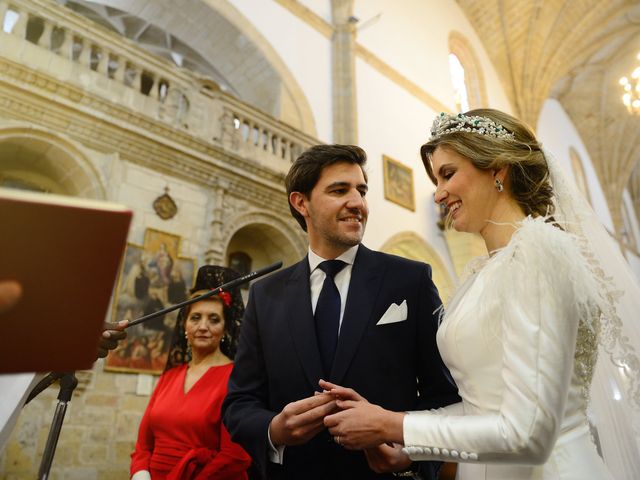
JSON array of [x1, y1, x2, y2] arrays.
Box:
[[205, 182, 232, 264], [0, 68, 290, 211]]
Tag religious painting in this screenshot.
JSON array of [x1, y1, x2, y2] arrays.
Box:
[[383, 155, 415, 211], [105, 229, 196, 374]]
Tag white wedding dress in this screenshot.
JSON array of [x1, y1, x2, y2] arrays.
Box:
[[402, 217, 613, 479]]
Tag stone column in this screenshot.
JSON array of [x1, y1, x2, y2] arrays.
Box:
[[331, 0, 358, 144], [205, 181, 228, 265]]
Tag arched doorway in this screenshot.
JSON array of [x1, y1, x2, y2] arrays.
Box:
[[0, 127, 105, 198], [380, 231, 455, 303]]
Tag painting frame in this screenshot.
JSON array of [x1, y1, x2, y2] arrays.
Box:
[[104, 228, 196, 375], [383, 155, 416, 211]]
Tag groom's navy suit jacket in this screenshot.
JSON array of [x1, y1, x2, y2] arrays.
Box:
[[223, 245, 459, 479]]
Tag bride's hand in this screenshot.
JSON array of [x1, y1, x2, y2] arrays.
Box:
[[318, 379, 367, 402], [324, 401, 389, 449], [319, 379, 406, 450]]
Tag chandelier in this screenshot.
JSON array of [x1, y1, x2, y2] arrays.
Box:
[[620, 53, 640, 114]]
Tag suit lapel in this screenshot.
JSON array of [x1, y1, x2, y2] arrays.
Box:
[[285, 258, 324, 389], [330, 245, 385, 384]]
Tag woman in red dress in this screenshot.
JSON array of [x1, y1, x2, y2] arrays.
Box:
[[131, 266, 251, 479]]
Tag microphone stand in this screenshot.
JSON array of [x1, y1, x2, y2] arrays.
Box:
[[25, 260, 283, 477], [25, 370, 76, 480], [37, 372, 77, 480]]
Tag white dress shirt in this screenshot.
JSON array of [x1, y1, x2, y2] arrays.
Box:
[[308, 245, 357, 331], [268, 245, 359, 464]]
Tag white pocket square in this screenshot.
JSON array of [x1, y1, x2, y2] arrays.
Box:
[[376, 300, 408, 325]]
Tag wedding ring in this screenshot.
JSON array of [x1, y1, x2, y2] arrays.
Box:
[[334, 435, 341, 445]]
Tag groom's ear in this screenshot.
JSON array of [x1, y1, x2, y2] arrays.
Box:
[[289, 191, 309, 218]]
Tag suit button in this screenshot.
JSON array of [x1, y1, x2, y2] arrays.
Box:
[[450, 450, 459, 458], [469, 453, 478, 460], [460, 451, 469, 460], [432, 447, 440, 455], [441, 448, 449, 456]]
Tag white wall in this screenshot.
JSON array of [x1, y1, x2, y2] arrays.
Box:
[[224, 0, 520, 281], [353, 0, 511, 113], [537, 99, 615, 231], [537, 100, 640, 282], [355, 56, 454, 275], [117, 162, 213, 263], [622, 189, 640, 251], [352, 0, 513, 279], [621, 190, 640, 280], [227, 0, 334, 142], [297, 0, 331, 21]]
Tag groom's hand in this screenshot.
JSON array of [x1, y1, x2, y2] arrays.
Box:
[[269, 393, 337, 446], [365, 443, 413, 473]]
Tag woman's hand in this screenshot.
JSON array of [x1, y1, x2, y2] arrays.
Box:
[[365, 443, 413, 473], [319, 379, 367, 402], [319, 379, 405, 450]]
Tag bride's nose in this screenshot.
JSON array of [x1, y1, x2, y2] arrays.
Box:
[[434, 188, 448, 205]]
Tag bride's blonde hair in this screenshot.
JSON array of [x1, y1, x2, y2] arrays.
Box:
[[421, 108, 554, 218]]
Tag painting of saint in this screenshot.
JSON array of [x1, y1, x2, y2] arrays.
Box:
[[105, 229, 195, 374]]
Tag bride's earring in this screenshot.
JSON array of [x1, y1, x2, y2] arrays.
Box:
[[495, 178, 504, 192]]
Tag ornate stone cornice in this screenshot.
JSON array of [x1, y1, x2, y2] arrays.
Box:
[[0, 57, 291, 214]]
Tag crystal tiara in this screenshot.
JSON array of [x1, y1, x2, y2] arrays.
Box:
[[429, 112, 515, 140]]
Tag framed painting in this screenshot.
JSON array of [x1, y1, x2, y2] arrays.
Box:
[[105, 229, 196, 374], [383, 155, 415, 211]]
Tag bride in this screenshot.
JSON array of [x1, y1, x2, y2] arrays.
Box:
[[321, 109, 640, 479]]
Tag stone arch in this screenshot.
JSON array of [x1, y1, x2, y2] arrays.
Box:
[[220, 211, 307, 271], [380, 231, 455, 302], [0, 126, 106, 199], [449, 31, 488, 109]]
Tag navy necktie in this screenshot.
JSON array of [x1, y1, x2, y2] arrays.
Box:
[[315, 260, 347, 376]]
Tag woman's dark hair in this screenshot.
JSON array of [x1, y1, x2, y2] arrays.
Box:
[[165, 266, 244, 370]]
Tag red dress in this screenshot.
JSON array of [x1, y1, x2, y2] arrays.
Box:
[[130, 363, 251, 479]]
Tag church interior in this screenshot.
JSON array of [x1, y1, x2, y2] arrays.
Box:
[[1, 0, 639, 478]]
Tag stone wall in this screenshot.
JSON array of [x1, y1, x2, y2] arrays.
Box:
[[0, 365, 153, 479]]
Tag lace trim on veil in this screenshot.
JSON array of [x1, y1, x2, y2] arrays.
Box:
[[544, 149, 640, 411]]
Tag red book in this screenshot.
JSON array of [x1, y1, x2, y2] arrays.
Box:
[[0, 188, 132, 373]]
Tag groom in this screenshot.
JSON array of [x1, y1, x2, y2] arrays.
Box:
[[223, 144, 459, 479]]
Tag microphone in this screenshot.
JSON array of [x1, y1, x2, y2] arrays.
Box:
[[126, 261, 283, 328]]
